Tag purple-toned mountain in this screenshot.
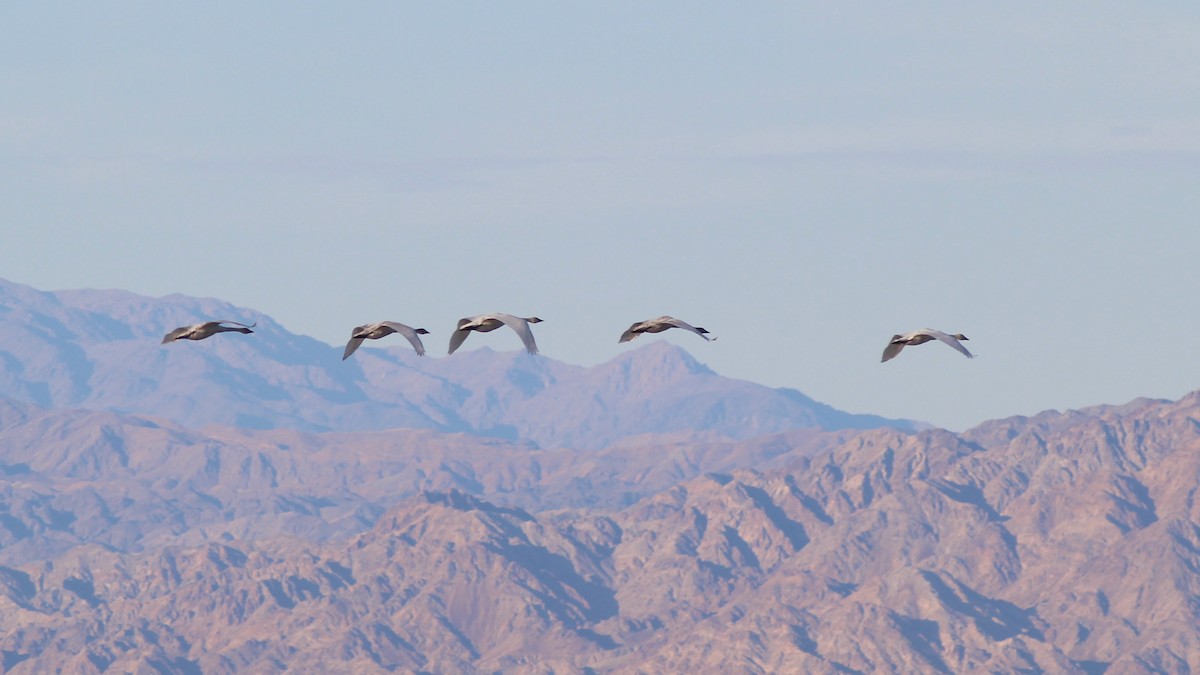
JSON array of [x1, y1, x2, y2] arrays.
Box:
[[0, 396, 854, 566], [4, 391, 1200, 671], [0, 277, 917, 448]]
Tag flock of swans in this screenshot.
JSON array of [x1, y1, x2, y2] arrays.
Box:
[[162, 315, 974, 364]]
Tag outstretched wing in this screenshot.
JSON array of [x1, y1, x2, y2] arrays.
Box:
[[448, 318, 474, 355], [662, 317, 712, 341], [381, 321, 427, 356], [494, 313, 540, 355], [161, 325, 193, 343], [618, 321, 644, 343], [881, 339, 906, 362], [925, 329, 974, 359], [343, 337, 366, 360]]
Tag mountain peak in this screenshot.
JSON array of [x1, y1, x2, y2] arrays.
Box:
[[0, 279, 916, 448], [610, 339, 715, 377]]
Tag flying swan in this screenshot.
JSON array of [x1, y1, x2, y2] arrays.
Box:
[[162, 320, 256, 344], [449, 313, 543, 355], [881, 329, 973, 362], [343, 321, 430, 360], [619, 316, 714, 343]]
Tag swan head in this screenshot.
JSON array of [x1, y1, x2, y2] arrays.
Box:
[[415, 328, 431, 335], [526, 317, 544, 324], [953, 334, 969, 341]]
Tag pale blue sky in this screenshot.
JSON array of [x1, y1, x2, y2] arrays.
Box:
[[3, 3, 1198, 431]]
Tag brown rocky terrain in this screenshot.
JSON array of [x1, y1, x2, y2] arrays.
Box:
[[4, 392, 1200, 672]]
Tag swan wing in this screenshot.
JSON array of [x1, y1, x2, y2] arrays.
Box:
[[381, 322, 427, 356], [217, 320, 256, 329], [619, 321, 644, 343], [448, 320, 473, 355], [343, 337, 366, 360], [881, 340, 906, 362], [494, 313, 540, 355], [924, 329, 974, 358], [662, 317, 712, 341], [161, 325, 194, 343]]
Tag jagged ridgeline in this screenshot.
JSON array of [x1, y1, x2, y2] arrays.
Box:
[[1, 393, 1199, 671]]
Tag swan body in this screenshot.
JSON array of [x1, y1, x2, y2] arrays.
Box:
[[619, 316, 713, 343], [162, 320, 256, 344], [343, 321, 430, 360], [882, 329, 972, 362], [449, 313, 542, 355]]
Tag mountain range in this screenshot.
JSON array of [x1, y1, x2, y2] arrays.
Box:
[[3, 390, 1200, 672], [3, 278, 1200, 673], [0, 277, 916, 449]]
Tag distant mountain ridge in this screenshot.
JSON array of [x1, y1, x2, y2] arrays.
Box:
[[0, 277, 918, 448]]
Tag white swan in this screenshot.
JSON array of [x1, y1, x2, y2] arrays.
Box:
[[449, 313, 543, 355], [162, 320, 255, 344], [882, 329, 973, 362], [343, 321, 430, 360], [619, 316, 713, 343]]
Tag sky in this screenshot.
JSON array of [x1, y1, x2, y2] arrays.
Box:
[[2, 3, 1199, 431]]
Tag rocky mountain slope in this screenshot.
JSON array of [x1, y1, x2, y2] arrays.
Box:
[[3, 391, 1200, 672], [0, 277, 915, 449]]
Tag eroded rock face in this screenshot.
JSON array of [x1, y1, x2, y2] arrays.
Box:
[[2, 393, 1200, 672]]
